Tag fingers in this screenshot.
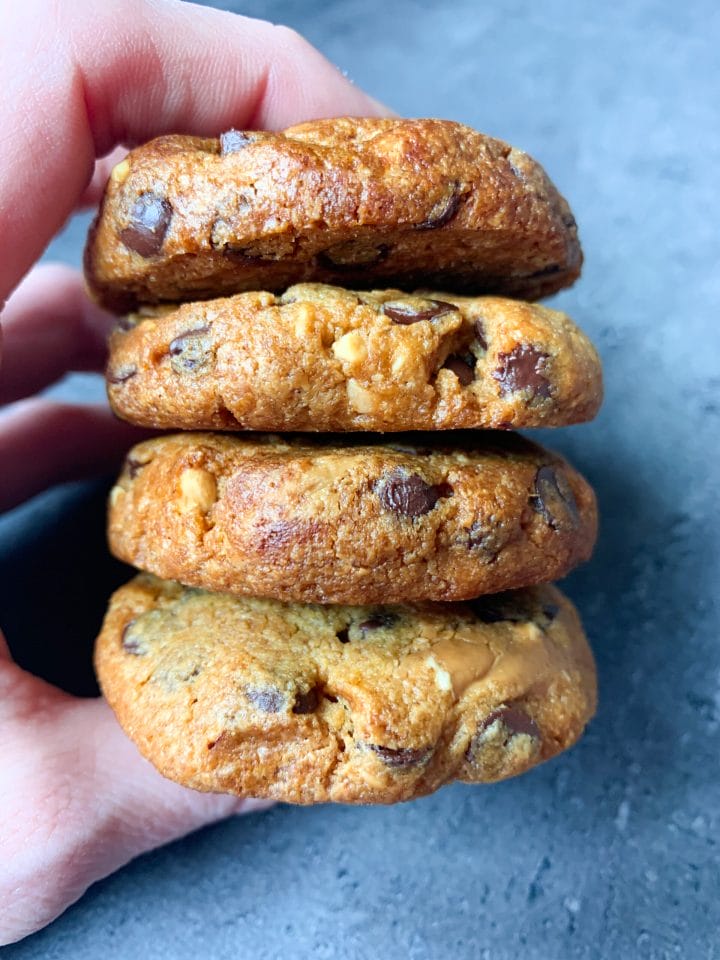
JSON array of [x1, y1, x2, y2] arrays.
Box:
[[0, 658, 269, 944], [0, 400, 149, 512], [0, 264, 115, 405], [0, 0, 392, 302], [77, 147, 129, 210]]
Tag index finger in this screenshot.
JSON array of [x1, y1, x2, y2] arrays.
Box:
[[0, 0, 390, 303]]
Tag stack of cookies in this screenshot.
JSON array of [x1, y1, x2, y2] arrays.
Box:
[[85, 119, 602, 804]]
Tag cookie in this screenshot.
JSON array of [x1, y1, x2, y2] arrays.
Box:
[[107, 284, 602, 433], [95, 574, 597, 804], [108, 432, 597, 604], [85, 118, 581, 312]]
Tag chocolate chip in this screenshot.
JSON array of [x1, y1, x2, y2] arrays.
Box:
[[106, 365, 137, 385], [116, 315, 137, 332], [415, 185, 462, 229], [474, 319, 488, 351], [468, 593, 529, 624], [528, 264, 562, 278], [121, 619, 143, 655], [220, 129, 253, 155], [442, 353, 476, 385], [246, 687, 285, 713], [120, 193, 172, 257], [375, 469, 452, 518], [562, 212, 577, 230], [319, 243, 389, 269], [169, 325, 212, 374], [508, 160, 525, 180], [530, 466, 579, 530], [336, 627, 350, 644], [358, 613, 398, 632], [480, 706, 540, 739], [493, 344, 551, 398], [124, 454, 148, 479], [467, 521, 507, 561], [542, 603, 560, 622], [465, 704, 540, 761], [292, 687, 320, 714], [382, 299, 458, 325], [369, 745, 433, 768]]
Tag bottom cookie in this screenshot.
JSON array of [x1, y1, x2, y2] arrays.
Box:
[[95, 575, 597, 805]]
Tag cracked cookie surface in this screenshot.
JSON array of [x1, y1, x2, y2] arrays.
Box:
[[108, 431, 597, 604], [85, 118, 582, 311], [107, 284, 602, 432], [95, 574, 597, 804]]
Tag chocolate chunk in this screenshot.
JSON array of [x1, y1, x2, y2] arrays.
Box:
[[562, 212, 577, 230], [220, 129, 254, 155], [442, 353, 476, 385], [382, 299, 458, 325], [493, 344, 551, 398], [169, 325, 212, 374], [375, 469, 452, 518], [530, 466, 579, 530], [121, 619, 143, 655], [358, 613, 398, 632], [468, 593, 529, 623], [415, 185, 462, 229], [508, 160, 525, 180], [319, 243, 389, 269], [116, 315, 137, 333], [474, 319, 488, 351], [480, 706, 540, 739], [369, 745, 432, 768], [106, 365, 137, 385], [292, 687, 320, 714], [336, 627, 350, 644], [257, 520, 321, 552], [542, 603, 560, 622], [120, 193, 172, 257], [124, 454, 149, 479], [465, 704, 540, 761], [246, 687, 285, 713], [529, 264, 562, 278], [467, 521, 507, 561]]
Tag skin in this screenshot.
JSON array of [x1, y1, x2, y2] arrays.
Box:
[[0, 0, 390, 943]]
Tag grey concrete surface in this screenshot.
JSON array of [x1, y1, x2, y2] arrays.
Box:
[[2, 0, 719, 957]]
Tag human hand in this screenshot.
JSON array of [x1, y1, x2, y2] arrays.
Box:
[[0, 0, 389, 943]]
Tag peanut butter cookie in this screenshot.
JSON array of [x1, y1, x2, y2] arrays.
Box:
[[107, 284, 602, 432], [108, 431, 597, 604], [95, 574, 597, 804], [85, 118, 581, 311]]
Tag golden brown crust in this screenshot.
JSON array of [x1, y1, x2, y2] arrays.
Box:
[[95, 575, 597, 804], [107, 284, 602, 432], [85, 118, 582, 312], [107, 432, 598, 604]]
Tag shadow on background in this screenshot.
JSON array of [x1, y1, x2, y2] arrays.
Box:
[[0, 478, 133, 697]]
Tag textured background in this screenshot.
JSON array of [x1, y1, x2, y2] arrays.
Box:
[[2, 0, 719, 957]]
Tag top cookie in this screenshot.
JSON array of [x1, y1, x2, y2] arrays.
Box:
[[84, 118, 582, 312]]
